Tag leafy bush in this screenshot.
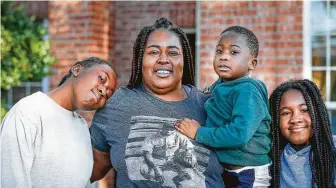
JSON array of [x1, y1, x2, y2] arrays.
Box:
[[1, 100, 7, 121], [1, 2, 56, 121], [1, 1, 56, 90]]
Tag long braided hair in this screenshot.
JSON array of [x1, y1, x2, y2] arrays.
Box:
[[127, 17, 195, 88], [269, 79, 336, 188], [58, 57, 112, 86]]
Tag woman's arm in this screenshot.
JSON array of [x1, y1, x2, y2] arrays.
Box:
[[90, 148, 113, 182]]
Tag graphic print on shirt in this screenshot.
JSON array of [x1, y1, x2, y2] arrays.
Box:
[[125, 116, 211, 188]]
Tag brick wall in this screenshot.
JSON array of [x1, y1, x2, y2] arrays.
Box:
[[15, 1, 48, 20], [48, 1, 112, 123], [18, 2, 305, 187], [199, 1, 303, 93], [112, 1, 195, 86]]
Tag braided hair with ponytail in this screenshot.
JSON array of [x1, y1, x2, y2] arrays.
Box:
[[127, 17, 195, 88], [269, 79, 336, 188], [58, 57, 112, 86]]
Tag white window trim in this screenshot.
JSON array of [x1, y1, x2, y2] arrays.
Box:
[[195, 1, 201, 89], [303, 1, 336, 110], [303, 0, 312, 80]]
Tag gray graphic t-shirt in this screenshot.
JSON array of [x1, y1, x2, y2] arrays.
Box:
[[90, 85, 224, 188]]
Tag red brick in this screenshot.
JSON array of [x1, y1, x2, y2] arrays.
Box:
[[199, 1, 303, 89]]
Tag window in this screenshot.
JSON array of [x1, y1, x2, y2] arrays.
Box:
[[1, 19, 50, 110], [306, 1, 336, 133], [183, 28, 196, 83], [1, 78, 49, 109]]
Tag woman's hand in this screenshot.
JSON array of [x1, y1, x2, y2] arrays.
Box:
[[175, 118, 200, 139]]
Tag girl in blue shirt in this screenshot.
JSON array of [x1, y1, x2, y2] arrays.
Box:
[[269, 79, 336, 188]]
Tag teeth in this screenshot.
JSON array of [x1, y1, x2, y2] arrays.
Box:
[[218, 67, 230, 71], [157, 70, 171, 74]]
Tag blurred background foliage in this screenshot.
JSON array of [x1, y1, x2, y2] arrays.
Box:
[[1, 1, 56, 120]]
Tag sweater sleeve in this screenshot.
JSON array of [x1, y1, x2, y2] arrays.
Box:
[[1, 103, 37, 188], [195, 89, 268, 148]]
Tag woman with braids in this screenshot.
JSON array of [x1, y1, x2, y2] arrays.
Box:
[[269, 79, 336, 188], [1, 57, 117, 188], [90, 17, 224, 188]]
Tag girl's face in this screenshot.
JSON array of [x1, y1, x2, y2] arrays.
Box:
[[279, 89, 313, 151], [74, 64, 117, 110], [141, 30, 184, 94]]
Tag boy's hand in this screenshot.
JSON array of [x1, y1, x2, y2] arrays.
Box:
[[175, 118, 200, 139]]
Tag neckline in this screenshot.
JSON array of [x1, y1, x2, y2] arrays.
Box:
[[138, 84, 192, 104], [285, 143, 311, 156], [37, 91, 78, 117]]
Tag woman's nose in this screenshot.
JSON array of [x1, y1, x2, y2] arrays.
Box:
[[158, 53, 168, 64]]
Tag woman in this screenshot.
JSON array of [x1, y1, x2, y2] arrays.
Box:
[[90, 18, 224, 188], [1, 57, 117, 188]]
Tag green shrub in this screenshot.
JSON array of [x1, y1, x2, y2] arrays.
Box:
[[1, 2, 56, 121], [1, 1, 56, 90]]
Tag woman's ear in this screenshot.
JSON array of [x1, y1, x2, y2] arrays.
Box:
[[71, 64, 83, 77]]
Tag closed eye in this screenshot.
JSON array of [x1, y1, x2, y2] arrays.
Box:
[[99, 75, 104, 83]]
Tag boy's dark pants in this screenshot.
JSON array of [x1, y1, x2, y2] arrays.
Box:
[[223, 168, 255, 188]]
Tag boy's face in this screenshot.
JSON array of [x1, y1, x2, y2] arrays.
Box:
[[213, 31, 257, 81], [279, 89, 313, 151]]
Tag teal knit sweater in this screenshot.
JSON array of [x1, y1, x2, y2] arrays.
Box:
[[196, 77, 271, 166]]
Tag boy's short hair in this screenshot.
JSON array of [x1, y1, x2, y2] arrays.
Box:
[[221, 26, 259, 58]]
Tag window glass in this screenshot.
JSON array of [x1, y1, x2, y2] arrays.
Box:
[[331, 71, 336, 101], [312, 36, 327, 66], [312, 71, 326, 100]]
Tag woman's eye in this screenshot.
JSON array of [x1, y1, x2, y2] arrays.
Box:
[[301, 108, 309, 113], [215, 49, 222, 54], [148, 51, 159, 55], [168, 51, 179, 56]]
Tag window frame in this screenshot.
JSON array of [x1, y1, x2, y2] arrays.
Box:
[[303, 1, 336, 110], [4, 77, 49, 109]]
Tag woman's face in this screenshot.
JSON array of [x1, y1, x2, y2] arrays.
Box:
[[142, 30, 184, 94], [74, 64, 117, 110], [279, 89, 313, 151]]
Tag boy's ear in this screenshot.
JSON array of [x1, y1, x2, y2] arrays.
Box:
[[248, 58, 258, 71], [71, 64, 83, 77]]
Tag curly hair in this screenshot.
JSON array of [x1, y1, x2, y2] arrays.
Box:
[[127, 17, 194, 88], [269, 79, 336, 188]]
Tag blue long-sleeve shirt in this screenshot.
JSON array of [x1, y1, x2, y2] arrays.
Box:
[[196, 77, 271, 166]]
